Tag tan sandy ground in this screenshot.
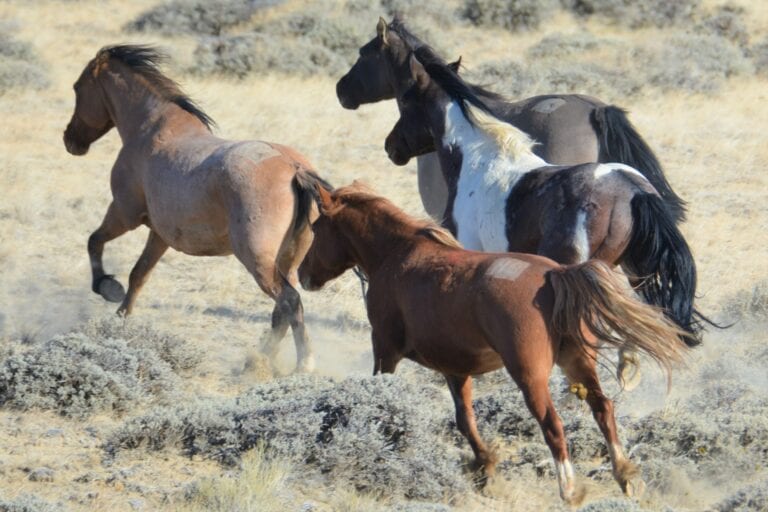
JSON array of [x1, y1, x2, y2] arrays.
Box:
[[0, 0, 767, 510]]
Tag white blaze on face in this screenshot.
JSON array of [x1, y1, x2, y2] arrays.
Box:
[[487, 258, 530, 281], [442, 102, 546, 252]]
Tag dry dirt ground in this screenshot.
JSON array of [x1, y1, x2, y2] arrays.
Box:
[[0, 0, 767, 511]]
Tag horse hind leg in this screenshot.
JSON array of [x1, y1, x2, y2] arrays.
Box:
[[507, 362, 585, 505], [117, 230, 168, 316], [445, 375, 496, 486], [88, 202, 134, 303], [560, 342, 644, 498]]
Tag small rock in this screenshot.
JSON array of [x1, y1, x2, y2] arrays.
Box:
[[129, 498, 145, 510], [28, 467, 55, 482], [43, 428, 64, 438]]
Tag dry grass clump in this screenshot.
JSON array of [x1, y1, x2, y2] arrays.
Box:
[[467, 30, 751, 99], [125, 0, 283, 36], [714, 479, 768, 512], [107, 374, 469, 501], [188, 0, 454, 78], [562, 0, 701, 28], [460, 0, 560, 32], [720, 279, 768, 322], [751, 38, 768, 76], [695, 4, 750, 48], [181, 445, 291, 512], [0, 494, 62, 512], [0, 23, 49, 94], [0, 319, 197, 418]]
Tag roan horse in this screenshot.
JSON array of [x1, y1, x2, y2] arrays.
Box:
[[63, 45, 331, 372], [298, 183, 691, 504], [336, 18, 687, 225], [383, 51, 707, 383]]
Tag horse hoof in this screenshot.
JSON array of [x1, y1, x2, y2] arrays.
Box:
[[295, 357, 315, 374], [563, 484, 587, 506], [96, 276, 125, 303], [622, 477, 646, 498]]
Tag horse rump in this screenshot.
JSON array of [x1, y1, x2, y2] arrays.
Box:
[[592, 106, 687, 224]]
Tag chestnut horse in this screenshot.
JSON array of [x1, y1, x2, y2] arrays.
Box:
[[336, 18, 686, 225], [383, 50, 709, 386], [298, 183, 690, 504], [63, 45, 331, 372]]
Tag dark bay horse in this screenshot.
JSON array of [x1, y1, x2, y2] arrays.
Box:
[[63, 45, 331, 372], [336, 18, 686, 225], [298, 183, 691, 504], [382, 51, 706, 383]]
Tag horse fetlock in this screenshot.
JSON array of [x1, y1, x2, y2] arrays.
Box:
[[94, 275, 126, 303], [295, 354, 315, 374]]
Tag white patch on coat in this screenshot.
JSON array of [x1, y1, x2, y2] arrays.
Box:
[[555, 459, 576, 499], [442, 101, 547, 252], [573, 209, 591, 263], [594, 163, 646, 181], [532, 97, 567, 114], [487, 258, 531, 281]]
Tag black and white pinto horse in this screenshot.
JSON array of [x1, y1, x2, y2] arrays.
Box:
[[384, 51, 707, 382], [336, 18, 687, 226]]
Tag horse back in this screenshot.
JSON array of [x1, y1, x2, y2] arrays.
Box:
[[499, 95, 604, 165]]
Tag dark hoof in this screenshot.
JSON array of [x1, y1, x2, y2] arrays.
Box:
[[95, 275, 125, 303]]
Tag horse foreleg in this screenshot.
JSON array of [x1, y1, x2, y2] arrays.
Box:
[[117, 230, 168, 316], [445, 374, 496, 484], [88, 202, 132, 303], [562, 350, 644, 498]]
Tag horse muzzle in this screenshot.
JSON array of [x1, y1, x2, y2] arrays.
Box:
[[385, 135, 411, 166], [336, 77, 361, 110], [63, 131, 89, 155]]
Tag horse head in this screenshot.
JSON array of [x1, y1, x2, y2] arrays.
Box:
[[63, 50, 115, 155], [385, 54, 447, 166], [298, 185, 356, 291]]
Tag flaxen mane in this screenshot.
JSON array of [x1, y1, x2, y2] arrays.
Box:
[[98, 44, 215, 130]]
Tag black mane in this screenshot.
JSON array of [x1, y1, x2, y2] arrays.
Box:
[[99, 44, 215, 130], [387, 20, 505, 115]]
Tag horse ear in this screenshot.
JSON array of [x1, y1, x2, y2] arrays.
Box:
[[409, 55, 429, 90], [314, 183, 335, 213], [377, 17, 389, 47], [449, 56, 462, 73]]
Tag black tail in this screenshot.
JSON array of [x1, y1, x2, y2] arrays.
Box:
[[292, 168, 334, 235], [621, 194, 706, 347], [593, 106, 687, 225]]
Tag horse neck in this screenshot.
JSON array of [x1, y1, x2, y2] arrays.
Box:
[[99, 66, 208, 147], [439, 101, 546, 176], [338, 205, 419, 277]]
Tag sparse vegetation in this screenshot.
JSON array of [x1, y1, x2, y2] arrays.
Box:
[[0, 319, 199, 417], [125, 0, 284, 36], [562, 0, 701, 28], [107, 374, 469, 501], [460, 0, 560, 32], [0, 25, 49, 94]]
